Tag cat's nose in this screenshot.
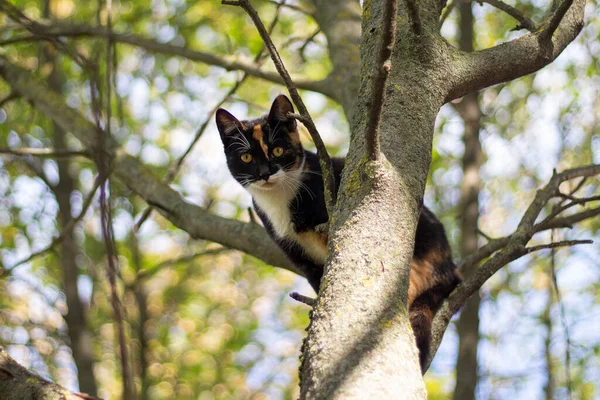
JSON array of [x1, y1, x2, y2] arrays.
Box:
[[260, 173, 270, 182]]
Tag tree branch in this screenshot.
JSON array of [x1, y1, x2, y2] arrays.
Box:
[[0, 348, 101, 400], [0, 54, 299, 277], [262, 0, 313, 15], [0, 15, 331, 97], [132, 248, 230, 283], [445, 0, 584, 102], [426, 164, 600, 371], [290, 292, 316, 307], [405, 0, 423, 36], [0, 147, 89, 158], [365, 0, 398, 161], [478, 0, 537, 32], [540, 0, 574, 41], [439, 0, 457, 28], [223, 0, 337, 215]]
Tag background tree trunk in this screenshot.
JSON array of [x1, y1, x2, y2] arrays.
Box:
[[453, 3, 483, 399], [42, 0, 98, 393]]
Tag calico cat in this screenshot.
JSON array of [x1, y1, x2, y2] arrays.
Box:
[[216, 95, 461, 371]]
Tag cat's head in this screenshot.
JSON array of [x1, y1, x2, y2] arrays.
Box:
[[216, 95, 305, 192]]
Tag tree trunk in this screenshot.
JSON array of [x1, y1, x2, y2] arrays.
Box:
[[543, 280, 555, 400], [453, 3, 483, 399], [43, 0, 98, 391], [54, 117, 98, 396], [299, 1, 451, 397], [131, 233, 150, 400]]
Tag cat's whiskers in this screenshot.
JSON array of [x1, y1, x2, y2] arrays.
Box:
[[234, 126, 251, 146], [269, 120, 281, 143], [227, 135, 251, 152], [286, 174, 315, 200]]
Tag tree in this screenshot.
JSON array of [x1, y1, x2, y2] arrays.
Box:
[[0, 0, 598, 398]]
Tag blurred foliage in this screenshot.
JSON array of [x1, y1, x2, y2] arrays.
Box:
[[0, 0, 599, 399]]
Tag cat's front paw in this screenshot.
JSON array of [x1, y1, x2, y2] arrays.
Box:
[[314, 222, 329, 235]]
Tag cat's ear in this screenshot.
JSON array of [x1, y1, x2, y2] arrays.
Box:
[[216, 108, 243, 139], [268, 95, 296, 129]]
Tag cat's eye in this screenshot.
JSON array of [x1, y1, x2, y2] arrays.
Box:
[[241, 153, 253, 163], [272, 147, 284, 157]]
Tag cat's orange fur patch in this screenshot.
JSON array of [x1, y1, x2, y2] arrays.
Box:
[[296, 230, 328, 264], [408, 258, 435, 306], [289, 129, 301, 147], [253, 125, 269, 157]]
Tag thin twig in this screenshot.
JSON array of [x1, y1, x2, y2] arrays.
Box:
[[557, 193, 600, 203], [90, 0, 135, 397], [540, 0, 574, 41], [365, 0, 398, 161], [262, 0, 312, 15], [0, 147, 90, 158], [73, 392, 102, 400], [537, 206, 600, 230], [290, 292, 316, 307], [298, 29, 321, 62], [133, 248, 229, 282], [568, 177, 587, 196], [0, 1, 91, 68], [525, 239, 592, 254], [405, 0, 423, 35], [248, 207, 259, 224], [134, 0, 287, 231], [549, 231, 573, 400], [477, 0, 537, 31], [6, 176, 103, 272], [0, 34, 41, 46], [223, 0, 336, 215], [476, 228, 493, 241], [539, 194, 599, 228], [439, 0, 458, 27]]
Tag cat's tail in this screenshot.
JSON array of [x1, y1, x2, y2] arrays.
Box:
[[410, 294, 435, 373], [410, 267, 462, 373]]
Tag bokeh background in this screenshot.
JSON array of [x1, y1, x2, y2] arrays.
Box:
[[0, 0, 599, 399]]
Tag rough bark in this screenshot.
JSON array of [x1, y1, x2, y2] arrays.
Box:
[[453, 3, 483, 399], [0, 348, 99, 400], [299, 0, 450, 396]]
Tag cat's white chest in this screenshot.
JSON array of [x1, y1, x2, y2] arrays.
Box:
[[252, 190, 294, 237], [248, 169, 301, 238]]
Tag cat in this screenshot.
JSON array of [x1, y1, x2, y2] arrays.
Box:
[[216, 94, 462, 371]]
